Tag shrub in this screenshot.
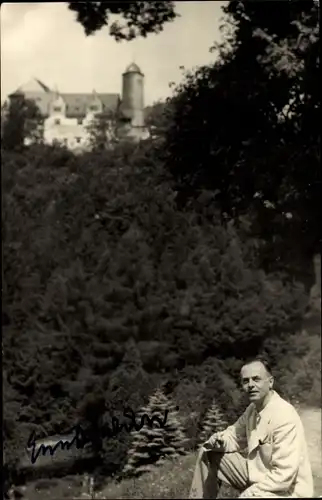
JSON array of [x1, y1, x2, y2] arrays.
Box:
[[123, 389, 187, 477], [263, 330, 321, 407]]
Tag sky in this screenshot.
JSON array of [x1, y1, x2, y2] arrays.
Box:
[[1, 1, 227, 106]]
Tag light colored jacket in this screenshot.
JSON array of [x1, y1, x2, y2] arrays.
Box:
[[217, 390, 314, 497]]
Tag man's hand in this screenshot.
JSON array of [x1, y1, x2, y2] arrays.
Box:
[[202, 431, 226, 451]]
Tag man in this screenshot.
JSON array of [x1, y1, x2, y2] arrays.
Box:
[[189, 356, 314, 498]]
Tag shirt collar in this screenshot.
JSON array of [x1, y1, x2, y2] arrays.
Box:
[[253, 390, 277, 419]]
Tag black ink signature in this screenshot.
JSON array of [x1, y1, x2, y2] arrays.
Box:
[[27, 406, 174, 465], [27, 425, 87, 465]]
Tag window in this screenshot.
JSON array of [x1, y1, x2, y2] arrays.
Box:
[[77, 118, 82, 125], [89, 105, 98, 111], [54, 118, 60, 125], [75, 137, 81, 144], [53, 106, 61, 112]]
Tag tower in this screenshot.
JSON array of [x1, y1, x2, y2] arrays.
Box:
[[121, 63, 145, 139]]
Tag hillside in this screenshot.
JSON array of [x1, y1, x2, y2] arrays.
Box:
[[3, 2, 319, 496], [98, 405, 322, 499], [3, 141, 320, 498]]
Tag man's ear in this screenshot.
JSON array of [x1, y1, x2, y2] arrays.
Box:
[[269, 376, 274, 389]]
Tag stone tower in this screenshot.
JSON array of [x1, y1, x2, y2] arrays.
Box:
[[120, 62, 147, 140]]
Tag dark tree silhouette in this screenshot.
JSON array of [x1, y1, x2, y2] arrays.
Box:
[[67, 2, 178, 40], [1, 92, 44, 151]]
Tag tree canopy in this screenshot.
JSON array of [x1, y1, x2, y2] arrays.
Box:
[[164, 0, 320, 270], [67, 1, 178, 40], [1, 93, 44, 151]]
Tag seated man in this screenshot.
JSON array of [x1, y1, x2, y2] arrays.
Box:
[[189, 356, 314, 498]]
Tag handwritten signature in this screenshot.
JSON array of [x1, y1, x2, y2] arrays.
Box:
[[27, 406, 174, 465]]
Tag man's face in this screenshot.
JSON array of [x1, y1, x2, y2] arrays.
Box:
[[240, 361, 273, 404]]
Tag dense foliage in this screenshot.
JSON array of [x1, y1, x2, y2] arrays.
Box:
[[1, 93, 44, 151], [2, 141, 310, 492], [3, 1, 320, 496], [67, 1, 177, 40], [85, 111, 119, 151], [164, 0, 320, 276]]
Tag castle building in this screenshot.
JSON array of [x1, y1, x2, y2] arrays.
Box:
[[7, 63, 149, 150]]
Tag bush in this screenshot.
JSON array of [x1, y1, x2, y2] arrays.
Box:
[[263, 331, 321, 407]]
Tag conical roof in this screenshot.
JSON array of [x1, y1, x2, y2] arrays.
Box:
[[124, 62, 142, 74]]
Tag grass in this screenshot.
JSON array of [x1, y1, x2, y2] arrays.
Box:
[[97, 452, 239, 499], [97, 453, 199, 499], [17, 475, 85, 499], [19, 396, 321, 499], [97, 406, 321, 499], [15, 407, 321, 499], [13, 330, 322, 499]]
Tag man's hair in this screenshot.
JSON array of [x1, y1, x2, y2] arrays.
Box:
[[241, 355, 273, 376]]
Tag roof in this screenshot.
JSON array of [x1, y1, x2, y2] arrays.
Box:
[[124, 62, 143, 74], [60, 93, 120, 118], [9, 79, 54, 116], [11, 90, 121, 118], [35, 79, 51, 92], [13, 78, 52, 94]]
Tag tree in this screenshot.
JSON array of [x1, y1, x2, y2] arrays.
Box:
[[1, 93, 44, 151], [97, 339, 156, 478], [199, 399, 228, 445], [123, 389, 186, 477], [227, 1, 321, 266], [144, 100, 173, 141], [223, 1, 319, 81], [3, 142, 309, 487], [172, 378, 207, 451], [165, 0, 320, 271], [85, 111, 118, 151], [108, 338, 152, 409], [67, 1, 178, 40]]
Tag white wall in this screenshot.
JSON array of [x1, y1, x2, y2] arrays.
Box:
[[44, 115, 91, 150]]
